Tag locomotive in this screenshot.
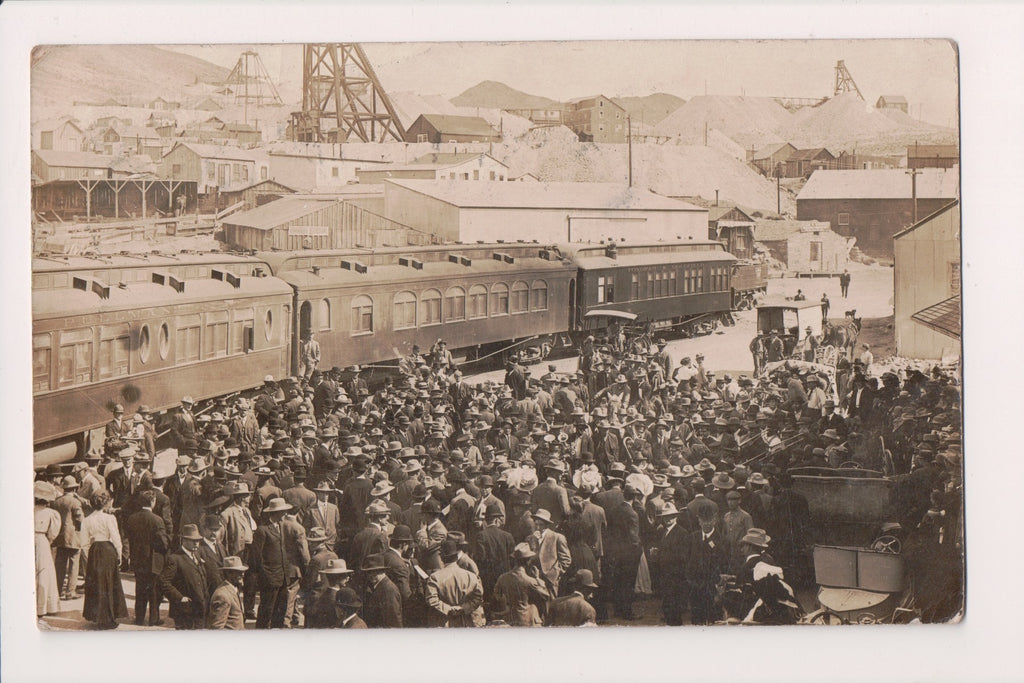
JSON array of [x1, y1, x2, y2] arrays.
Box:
[[32, 240, 736, 465]]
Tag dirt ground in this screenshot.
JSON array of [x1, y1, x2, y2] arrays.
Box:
[[854, 315, 897, 360]]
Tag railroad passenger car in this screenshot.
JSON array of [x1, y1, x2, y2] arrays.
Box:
[[560, 241, 737, 336], [33, 268, 293, 465], [267, 243, 577, 371], [731, 260, 770, 309]]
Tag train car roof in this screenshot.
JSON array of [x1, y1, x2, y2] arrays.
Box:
[[33, 275, 293, 320], [257, 242, 561, 273], [277, 256, 573, 291], [560, 241, 736, 269], [32, 250, 269, 273]]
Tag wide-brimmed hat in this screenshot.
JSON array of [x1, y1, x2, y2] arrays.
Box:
[[180, 524, 203, 541], [312, 480, 334, 493], [365, 499, 390, 516], [360, 554, 389, 573], [187, 459, 209, 474], [221, 556, 248, 572], [224, 481, 250, 497], [696, 458, 715, 472], [335, 587, 362, 609], [306, 527, 329, 543], [740, 528, 771, 548], [262, 497, 293, 514], [531, 508, 554, 524], [370, 481, 395, 497], [574, 569, 599, 589], [711, 472, 735, 490], [34, 480, 58, 503], [657, 503, 679, 517], [512, 543, 536, 560], [321, 558, 354, 575]]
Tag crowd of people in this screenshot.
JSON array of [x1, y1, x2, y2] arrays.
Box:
[[34, 331, 963, 629]]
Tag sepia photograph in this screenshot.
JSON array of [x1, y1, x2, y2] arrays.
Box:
[[26, 36, 965, 634]]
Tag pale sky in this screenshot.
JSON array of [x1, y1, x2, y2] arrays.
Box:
[[167, 40, 959, 128]]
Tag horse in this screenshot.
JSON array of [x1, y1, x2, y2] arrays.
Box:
[[823, 321, 859, 361]]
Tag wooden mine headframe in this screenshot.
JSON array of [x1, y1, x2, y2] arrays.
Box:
[[833, 59, 864, 100], [291, 43, 406, 143]]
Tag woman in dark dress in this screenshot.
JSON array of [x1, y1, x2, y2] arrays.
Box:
[[80, 491, 128, 629]]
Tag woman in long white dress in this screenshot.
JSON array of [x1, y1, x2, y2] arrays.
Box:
[[80, 490, 128, 629], [34, 481, 61, 617]]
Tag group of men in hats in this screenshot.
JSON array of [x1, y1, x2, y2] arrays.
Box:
[[38, 328, 963, 627]]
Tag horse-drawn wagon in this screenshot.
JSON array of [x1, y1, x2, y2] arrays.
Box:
[[750, 297, 859, 373]]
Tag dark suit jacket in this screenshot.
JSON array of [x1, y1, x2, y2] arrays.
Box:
[[472, 524, 515, 595], [653, 523, 690, 598], [160, 548, 209, 621], [531, 480, 570, 525], [339, 476, 373, 536], [545, 593, 597, 626], [251, 522, 292, 589], [604, 499, 640, 561], [379, 547, 413, 603], [348, 525, 388, 572], [685, 528, 727, 587], [195, 537, 227, 594], [107, 467, 140, 509], [363, 574, 403, 628], [125, 508, 168, 575]]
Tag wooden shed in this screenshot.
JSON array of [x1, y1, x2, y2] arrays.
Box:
[[403, 114, 502, 144]]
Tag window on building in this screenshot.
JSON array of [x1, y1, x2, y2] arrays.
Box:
[[417, 134, 428, 143], [490, 283, 510, 316], [949, 261, 961, 295], [332, 167, 339, 178], [631, 273, 640, 300], [445, 286, 466, 321], [318, 298, 331, 331], [511, 281, 530, 314], [204, 311, 229, 358], [810, 241, 822, 261], [837, 212, 850, 226], [462, 173, 469, 180], [490, 171, 496, 180], [232, 164, 242, 183], [468, 284, 488, 319], [176, 314, 201, 363], [394, 291, 417, 330], [58, 328, 93, 387], [172, 163, 182, 176], [531, 280, 548, 311], [242, 165, 249, 182], [597, 276, 614, 303], [351, 295, 373, 334], [449, 172, 456, 179], [473, 170, 480, 180], [599, 110, 604, 119], [422, 289, 442, 325], [230, 308, 254, 354], [260, 167, 268, 181], [33, 333, 51, 392], [207, 163, 216, 181]]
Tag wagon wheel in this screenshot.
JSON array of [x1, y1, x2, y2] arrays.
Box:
[[806, 609, 845, 625], [839, 461, 861, 469], [870, 535, 902, 554]]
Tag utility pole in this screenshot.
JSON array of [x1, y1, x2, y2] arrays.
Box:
[[776, 163, 783, 214], [906, 167, 921, 223], [627, 115, 633, 188]]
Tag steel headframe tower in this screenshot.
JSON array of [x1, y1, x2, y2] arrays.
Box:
[[224, 50, 284, 108], [291, 43, 406, 143], [833, 60, 864, 100]]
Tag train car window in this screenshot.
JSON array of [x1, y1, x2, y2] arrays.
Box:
[[468, 285, 488, 320], [176, 314, 201, 363], [697, 268, 705, 293], [422, 289, 442, 326], [57, 328, 93, 387], [319, 298, 332, 331], [33, 273, 52, 290], [231, 308, 255, 354], [445, 287, 466, 322], [265, 309, 274, 341], [159, 322, 170, 359], [490, 283, 509, 317], [530, 280, 548, 311], [97, 324, 130, 377], [352, 295, 374, 334], [596, 276, 614, 303], [33, 333, 52, 392], [630, 274, 640, 300], [670, 271, 677, 295], [510, 281, 529, 314], [394, 291, 417, 330], [205, 311, 229, 358], [647, 272, 654, 298], [137, 324, 151, 365]]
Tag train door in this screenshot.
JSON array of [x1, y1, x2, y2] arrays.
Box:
[[568, 279, 577, 331], [299, 301, 313, 340]]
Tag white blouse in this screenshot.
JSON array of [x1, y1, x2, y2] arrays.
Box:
[[80, 511, 122, 561]]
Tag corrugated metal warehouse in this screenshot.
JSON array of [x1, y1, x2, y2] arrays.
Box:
[[382, 179, 709, 244]]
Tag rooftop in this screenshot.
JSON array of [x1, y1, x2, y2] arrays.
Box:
[[32, 150, 114, 169], [164, 142, 265, 162], [797, 168, 959, 201], [754, 219, 833, 242], [222, 196, 341, 231], [911, 294, 961, 340], [385, 179, 706, 212], [786, 147, 834, 162], [414, 114, 501, 137], [906, 144, 959, 158]]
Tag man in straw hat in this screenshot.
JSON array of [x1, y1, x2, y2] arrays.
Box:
[[159, 523, 209, 630], [545, 569, 599, 626], [208, 556, 248, 629], [528, 508, 572, 596], [650, 502, 689, 625], [304, 558, 354, 628], [251, 497, 295, 628]]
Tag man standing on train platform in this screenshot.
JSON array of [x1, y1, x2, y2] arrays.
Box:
[[254, 377, 281, 427], [104, 404, 129, 446], [134, 407, 157, 460], [300, 331, 321, 381], [169, 396, 197, 451], [231, 398, 261, 455]]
